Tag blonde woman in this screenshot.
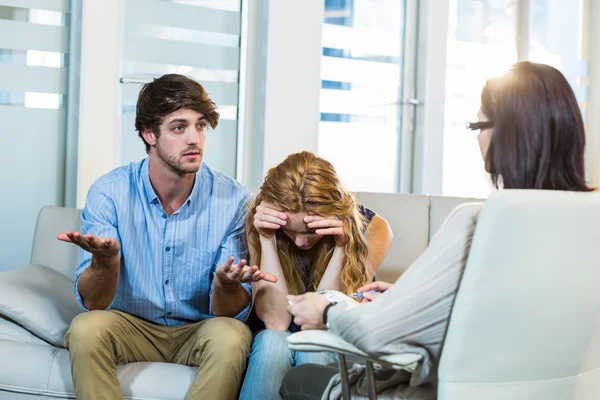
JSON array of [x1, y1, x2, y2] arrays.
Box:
[[239, 151, 393, 400]]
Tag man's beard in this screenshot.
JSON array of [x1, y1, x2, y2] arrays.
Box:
[[156, 142, 202, 175]]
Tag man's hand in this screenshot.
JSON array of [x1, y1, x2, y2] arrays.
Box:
[[357, 281, 393, 303], [254, 201, 287, 239], [215, 256, 278, 286], [287, 292, 331, 330], [57, 231, 120, 262], [304, 215, 345, 247]]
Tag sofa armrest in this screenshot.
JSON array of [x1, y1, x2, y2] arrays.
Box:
[[287, 330, 423, 369], [0, 264, 83, 347]]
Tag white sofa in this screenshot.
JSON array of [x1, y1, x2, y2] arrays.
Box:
[[289, 190, 600, 400], [0, 193, 477, 399]]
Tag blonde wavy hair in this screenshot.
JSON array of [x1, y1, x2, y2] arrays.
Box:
[[247, 151, 371, 296]]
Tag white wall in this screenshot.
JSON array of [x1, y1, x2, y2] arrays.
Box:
[[76, 0, 123, 208], [241, 0, 323, 190]]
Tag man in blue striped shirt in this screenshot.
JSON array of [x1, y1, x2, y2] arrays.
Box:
[[57, 74, 276, 400]]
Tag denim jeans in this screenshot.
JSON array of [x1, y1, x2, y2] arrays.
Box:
[[239, 329, 337, 400]]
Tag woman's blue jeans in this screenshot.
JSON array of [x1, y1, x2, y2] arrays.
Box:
[[239, 329, 337, 400]]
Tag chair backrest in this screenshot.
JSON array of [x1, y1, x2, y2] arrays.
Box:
[[31, 205, 81, 280], [438, 190, 600, 400]]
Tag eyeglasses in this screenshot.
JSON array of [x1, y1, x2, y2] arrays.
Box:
[[465, 121, 494, 131]]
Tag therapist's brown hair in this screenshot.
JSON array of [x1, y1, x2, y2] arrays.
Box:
[[481, 62, 592, 191]]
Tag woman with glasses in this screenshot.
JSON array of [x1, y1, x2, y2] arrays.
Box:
[[280, 61, 593, 400]]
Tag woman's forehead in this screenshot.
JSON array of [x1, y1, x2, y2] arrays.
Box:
[[285, 212, 311, 233]]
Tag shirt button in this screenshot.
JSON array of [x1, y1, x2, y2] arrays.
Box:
[[165, 280, 170, 285], [162, 213, 167, 219], [166, 246, 171, 252], [167, 312, 172, 316]]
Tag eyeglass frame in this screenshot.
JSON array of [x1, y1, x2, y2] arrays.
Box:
[[465, 120, 494, 131]]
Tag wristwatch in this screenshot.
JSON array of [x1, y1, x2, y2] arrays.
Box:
[[322, 301, 338, 329]]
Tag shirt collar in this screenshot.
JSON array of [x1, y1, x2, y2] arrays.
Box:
[[141, 157, 205, 206], [141, 158, 158, 204]]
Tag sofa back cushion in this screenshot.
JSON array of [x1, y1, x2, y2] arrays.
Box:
[[31, 206, 81, 280], [354, 192, 430, 283], [429, 195, 481, 241]]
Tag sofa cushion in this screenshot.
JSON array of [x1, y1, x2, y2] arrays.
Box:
[[354, 192, 430, 282], [0, 341, 197, 400], [0, 264, 83, 347], [0, 316, 50, 346], [429, 195, 481, 241]]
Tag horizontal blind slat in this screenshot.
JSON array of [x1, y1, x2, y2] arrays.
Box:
[[124, 36, 239, 70], [126, 0, 240, 35], [320, 88, 399, 117], [0, 64, 67, 94], [321, 56, 400, 86], [0, 0, 68, 12], [122, 81, 239, 106], [322, 23, 401, 57], [0, 20, 68, 52]]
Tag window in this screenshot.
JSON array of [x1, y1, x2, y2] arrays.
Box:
[[319, 0, 406, 192], [441, 0, 590, 198], [0, 0, 74, 270]]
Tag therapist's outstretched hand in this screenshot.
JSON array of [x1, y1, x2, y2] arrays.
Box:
[[356, 281, 393, 303], [287, 292, 331, 330]]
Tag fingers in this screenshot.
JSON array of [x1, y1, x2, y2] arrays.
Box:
[[228, 259, 246, 279], [314, 228, 343, 236], [306, 217, 342, 228], [361, 291, 382, 301], [287, 294, 305, 305], [239, 264, 258, 281], [259, 271, 278, 283], [57, 232, 74, 243], [306, 217, 343, 237], [254, 220, 283, 230], [250, 270, 277, 283], [60, 231, 93, 252], [256, 203, 287, 221], [255, 213, 287, 226], [358, 281, 392, 292]]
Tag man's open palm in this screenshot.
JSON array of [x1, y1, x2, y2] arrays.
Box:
[[216, 257, 278, 284], [57, 231, 120, 260]]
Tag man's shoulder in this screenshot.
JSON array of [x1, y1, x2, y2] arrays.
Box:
[[88, 160, 144, 199], [201, 164, 252, 200]]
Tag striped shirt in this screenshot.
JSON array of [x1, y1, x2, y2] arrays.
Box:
[[74, 157, 252, 326]]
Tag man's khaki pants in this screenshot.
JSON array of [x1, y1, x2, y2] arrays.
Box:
[[64, 310, 252, 400]]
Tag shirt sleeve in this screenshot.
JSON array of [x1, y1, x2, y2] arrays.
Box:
[[209, 191, 252, 321], [73, 182, 121, 311], [326, 203, 483, 383]]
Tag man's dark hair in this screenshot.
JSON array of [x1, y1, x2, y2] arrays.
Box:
[[482, 61, 592, 191], [135, 74, 220, 153]]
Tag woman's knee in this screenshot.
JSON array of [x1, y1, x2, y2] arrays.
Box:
[[249, 329, 293, 365]]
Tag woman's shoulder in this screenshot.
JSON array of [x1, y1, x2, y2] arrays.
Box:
[[357, 204, 376, 223]]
